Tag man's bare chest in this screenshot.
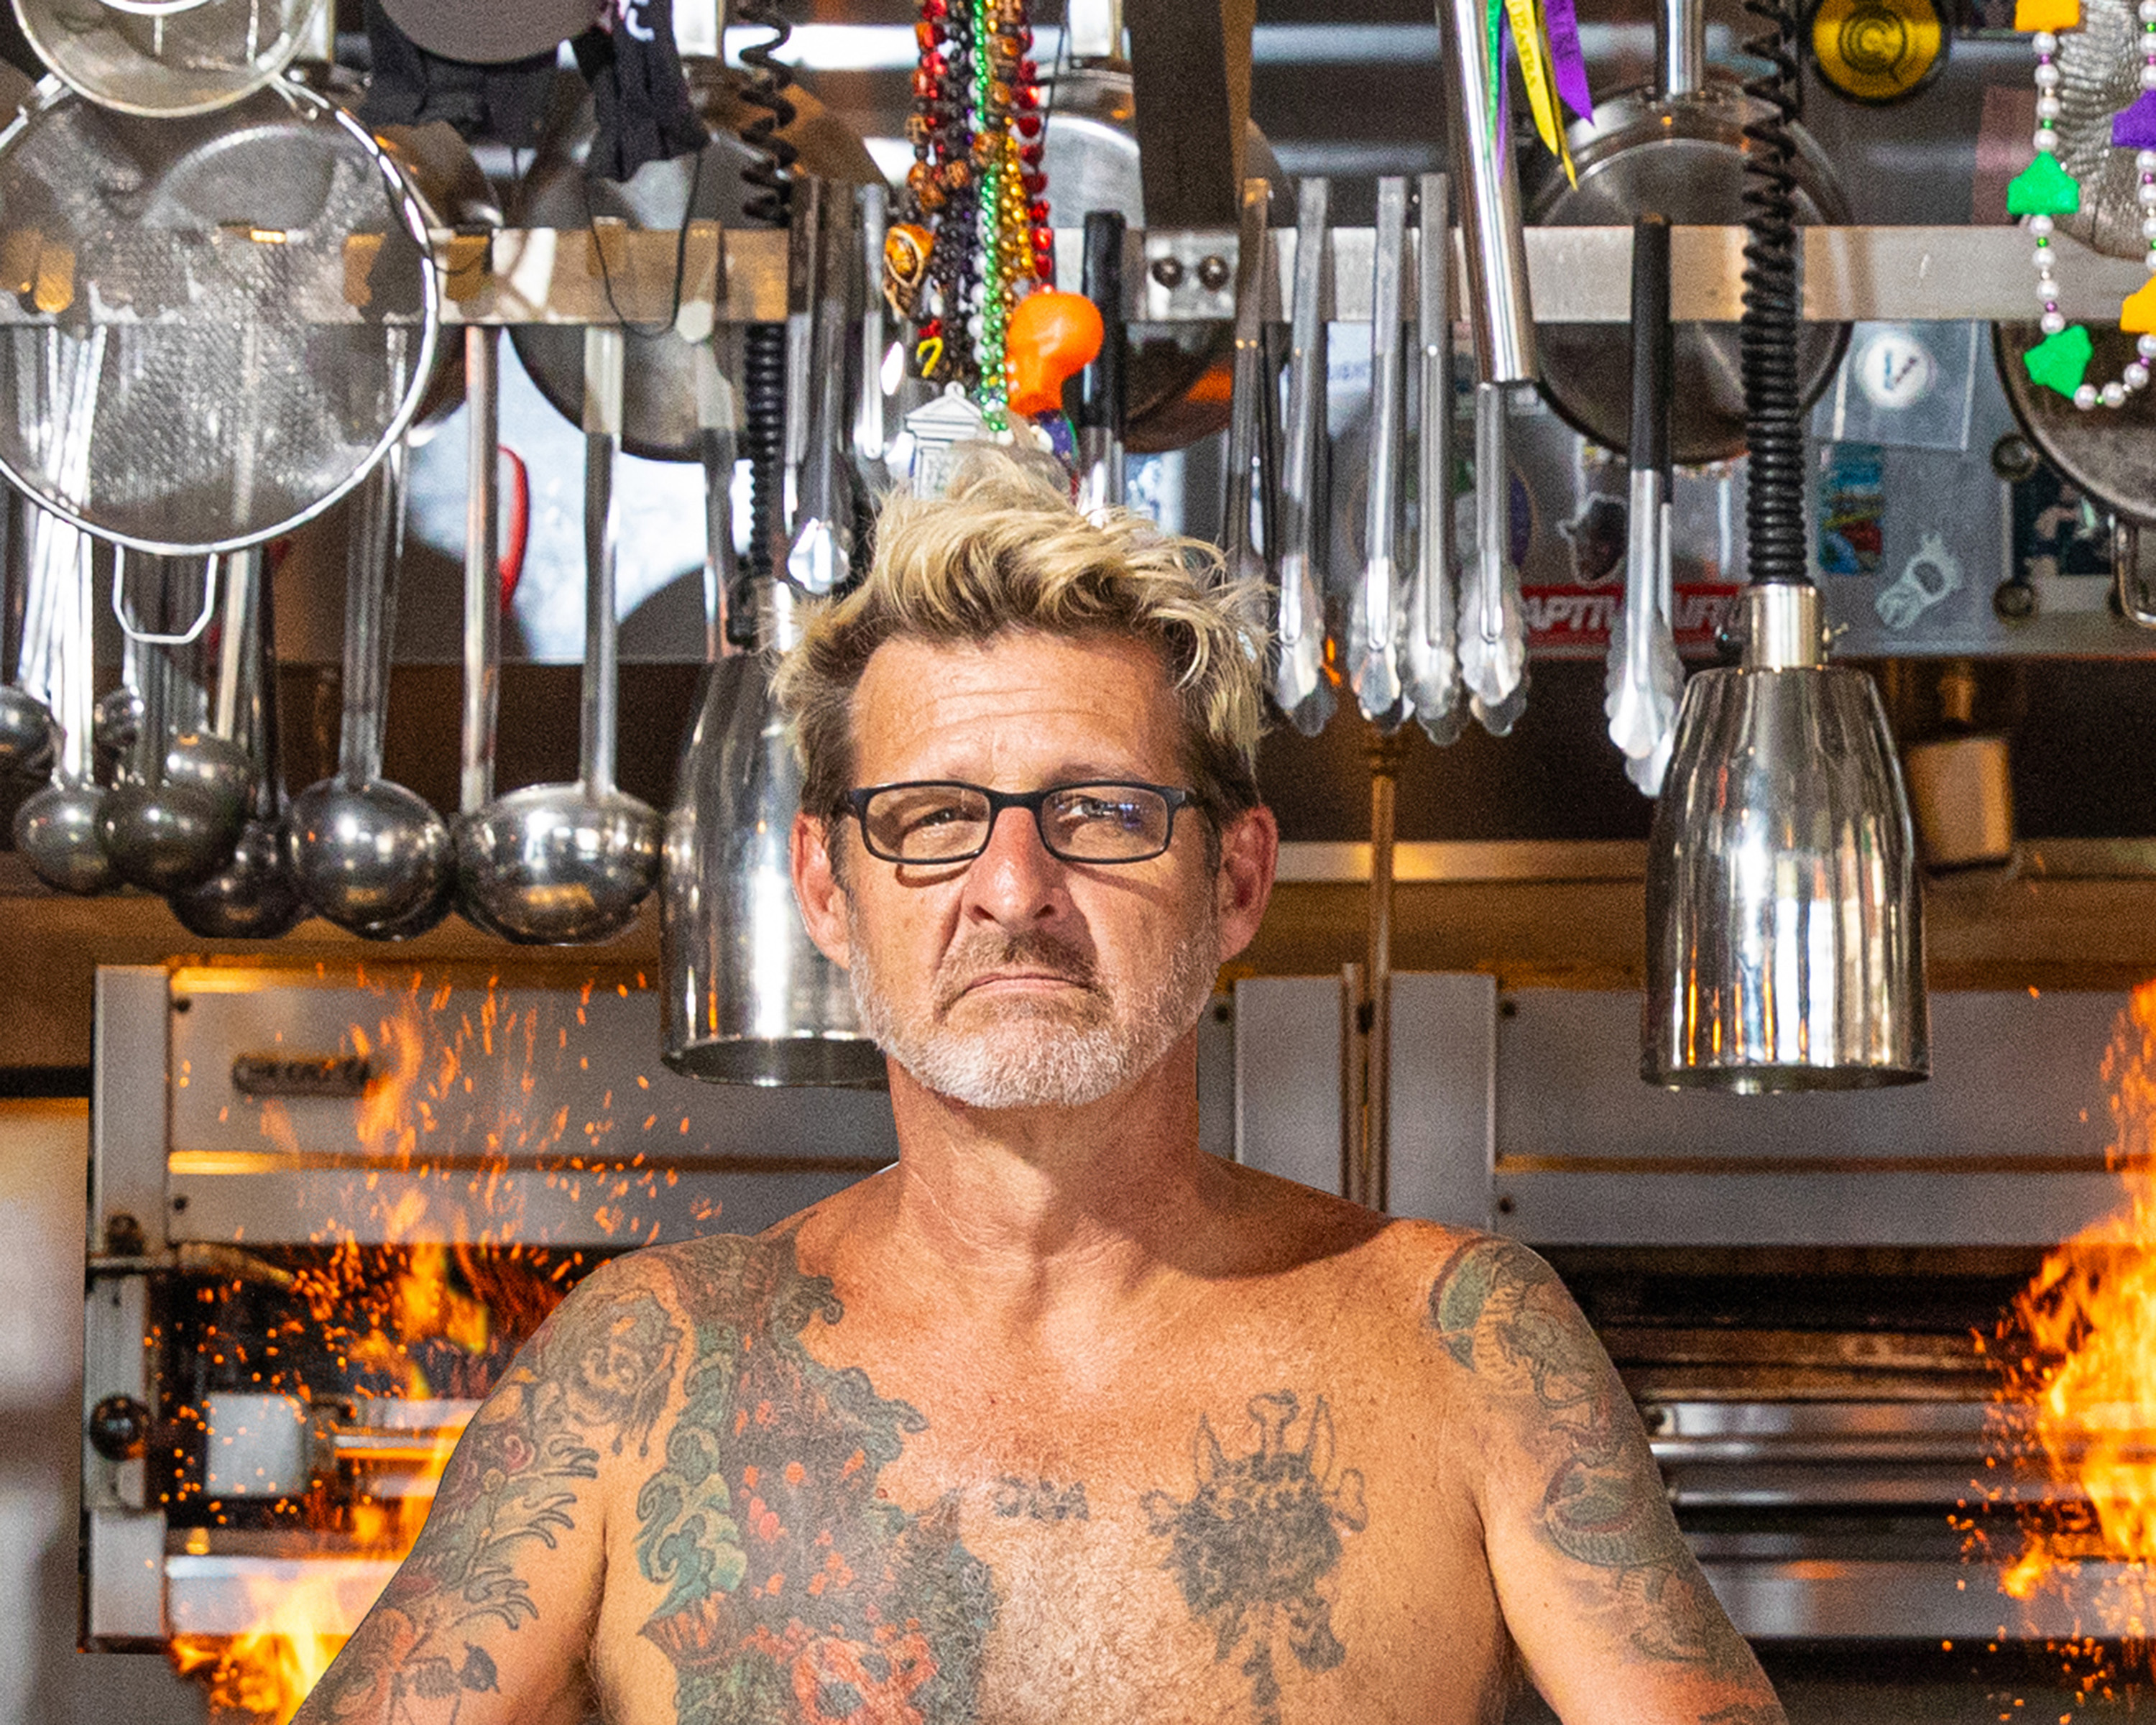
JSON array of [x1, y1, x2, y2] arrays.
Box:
[[586, 1241, 1504, 1725]]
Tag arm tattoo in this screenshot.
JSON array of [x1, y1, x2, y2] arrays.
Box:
[[300, 1282, 683, 1723], [1143, 1391, 1367, 1725], [633, 1230, 995, 1725], [1429, 1238, 1773, 1703]]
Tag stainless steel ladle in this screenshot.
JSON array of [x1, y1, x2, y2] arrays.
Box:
[[456, 328, 660, 944], [0, 500, 56, 775], [287, 441, 454, 937], [97, 554, 244, 893], [12, 519, 112, 894], [170, 548, 304, 939]]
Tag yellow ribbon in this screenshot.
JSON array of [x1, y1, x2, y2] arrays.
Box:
[[1504, 0, 1577, 184]]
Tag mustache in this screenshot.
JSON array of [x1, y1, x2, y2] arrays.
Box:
[[934, 929, 1100, 1012]]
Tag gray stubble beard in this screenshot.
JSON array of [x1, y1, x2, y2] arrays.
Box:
[[844, 898, 1220, 1110]]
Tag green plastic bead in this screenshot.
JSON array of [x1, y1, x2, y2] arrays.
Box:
[[2024, 323, 2094, 398], [2007, 152, 2083, 218]]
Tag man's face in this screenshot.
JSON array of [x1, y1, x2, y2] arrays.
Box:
[[791, 630, 1276, 1111]]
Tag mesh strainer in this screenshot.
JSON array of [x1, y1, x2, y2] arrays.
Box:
[[0, 76, 439, 553], [14, 0, 328, 119]]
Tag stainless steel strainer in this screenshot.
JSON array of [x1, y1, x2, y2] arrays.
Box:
[[0, 76, 439, 553], [14, 0, 328, 119]]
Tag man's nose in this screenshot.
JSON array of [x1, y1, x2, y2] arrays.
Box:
[[962, 804, 1064, 924]]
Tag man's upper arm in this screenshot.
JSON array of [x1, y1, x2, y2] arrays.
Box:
[[1426, 1235, 1787, 1725], [294, 1253, 688, 1725]]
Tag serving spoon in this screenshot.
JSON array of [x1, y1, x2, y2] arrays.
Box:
[[170, 548, 304, 939], [13, 519, 113, 893], [287, 441, 454, 937], [456, 327, 660, 944]]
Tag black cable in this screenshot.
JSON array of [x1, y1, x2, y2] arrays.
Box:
[[1739, 0, 1807, 585]]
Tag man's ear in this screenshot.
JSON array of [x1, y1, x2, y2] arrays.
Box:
[[791, 811, 852, 967], [1213, 804, 1278, 965]]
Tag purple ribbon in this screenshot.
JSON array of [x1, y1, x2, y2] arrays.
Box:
[[1543, 0, 1595, 124]]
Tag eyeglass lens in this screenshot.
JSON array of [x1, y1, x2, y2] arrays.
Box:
[[862, 783, 1174, 862]]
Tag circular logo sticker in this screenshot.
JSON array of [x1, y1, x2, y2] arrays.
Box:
[[1857, 328, 1937, 411]]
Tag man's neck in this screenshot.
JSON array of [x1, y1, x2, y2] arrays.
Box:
[[850, 1034, 1228, 1333]]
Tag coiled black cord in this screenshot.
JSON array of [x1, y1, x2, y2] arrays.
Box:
[[732, 0, 795, 601], [734, 0, 798, 228], [1738, 0, 1806, 585], [739, 321, 787, 602]]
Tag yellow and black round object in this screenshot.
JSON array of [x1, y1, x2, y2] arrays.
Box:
[[1807, 0, 1949, 105]]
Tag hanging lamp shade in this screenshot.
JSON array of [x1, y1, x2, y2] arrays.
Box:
[[1644, 581, 1928, 1091], [660, 589, 885, 1087]]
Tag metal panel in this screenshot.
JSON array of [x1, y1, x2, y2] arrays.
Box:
[[82, 1272, 165, 1645], [1386, 974, 1497, 1230], [1235, 973, 1496, 1225], [93, 967, 169, 1256], [1700, 1558, 2112, 1642], [1495, 989, 2134, 1246], [1234, 976, 1342, 1195], [157, 964, 897, 1248]]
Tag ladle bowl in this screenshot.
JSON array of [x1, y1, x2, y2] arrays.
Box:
[[287, 778, 453, 936], [14, 782, 114, 894], [98, 776, 242, 893], [0, 685, 53, 775], [456, 784, 660, 945], [162, 730, 255, 826], [170, 815, 305, 939]]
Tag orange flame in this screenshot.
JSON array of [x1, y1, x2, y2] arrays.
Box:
[[167, 972, 590, 1722], [1990, 978, 2156, 1683]]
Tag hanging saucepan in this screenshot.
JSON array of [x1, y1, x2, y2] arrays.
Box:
[[1039, 25, 1292, 453], [14, 0, 328, 116], [0, 75, 438, 553], [510, 61, 878, 462], [1522, 0, 1850, 464]]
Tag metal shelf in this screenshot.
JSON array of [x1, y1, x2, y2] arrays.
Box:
[[420, 221, 2109, 328]]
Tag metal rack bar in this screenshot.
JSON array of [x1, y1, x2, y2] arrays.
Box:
[[0, 224, 2103, 327]]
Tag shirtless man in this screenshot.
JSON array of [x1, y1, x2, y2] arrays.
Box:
[[293, 455, 1785, 1725]]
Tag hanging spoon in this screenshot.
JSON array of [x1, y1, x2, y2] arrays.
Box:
[[13, 522, 112, 894], [170, 548, 305, 939], [287, 441, 455, 937], [98, 554, 244, 893], [1273, 178, 1334, 735], [457, 327, 660, 943], [0, 499, 55, 775]]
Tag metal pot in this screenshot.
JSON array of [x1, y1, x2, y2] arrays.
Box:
[[1523, 0, 1849, 464], [509, 63, 878, 461], [1040, 47, 1291, 453]]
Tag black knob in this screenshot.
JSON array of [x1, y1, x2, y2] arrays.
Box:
[[88, 1394, 149, 1462]]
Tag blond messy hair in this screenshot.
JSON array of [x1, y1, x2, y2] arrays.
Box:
[[775, 446, 1268, 850]]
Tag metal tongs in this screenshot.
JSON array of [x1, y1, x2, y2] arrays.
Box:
[[1444, 0, 1534, 734], [1353, 177, 1410, 728], [1273, 179, 1333, 735], [1404, 172, 1462, 744], [1222, 178, 1279, 597], [1605, 213, 1683, 794], [786, 178, 855, 597]]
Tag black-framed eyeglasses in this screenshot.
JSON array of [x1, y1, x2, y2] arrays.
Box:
[[844, 780, 1197, 865]]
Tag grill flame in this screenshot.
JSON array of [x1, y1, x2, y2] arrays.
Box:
[[1989, 978, 2156, 1685]]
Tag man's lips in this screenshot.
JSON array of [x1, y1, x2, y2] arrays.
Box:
[[956, 970, 1088, 994]]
